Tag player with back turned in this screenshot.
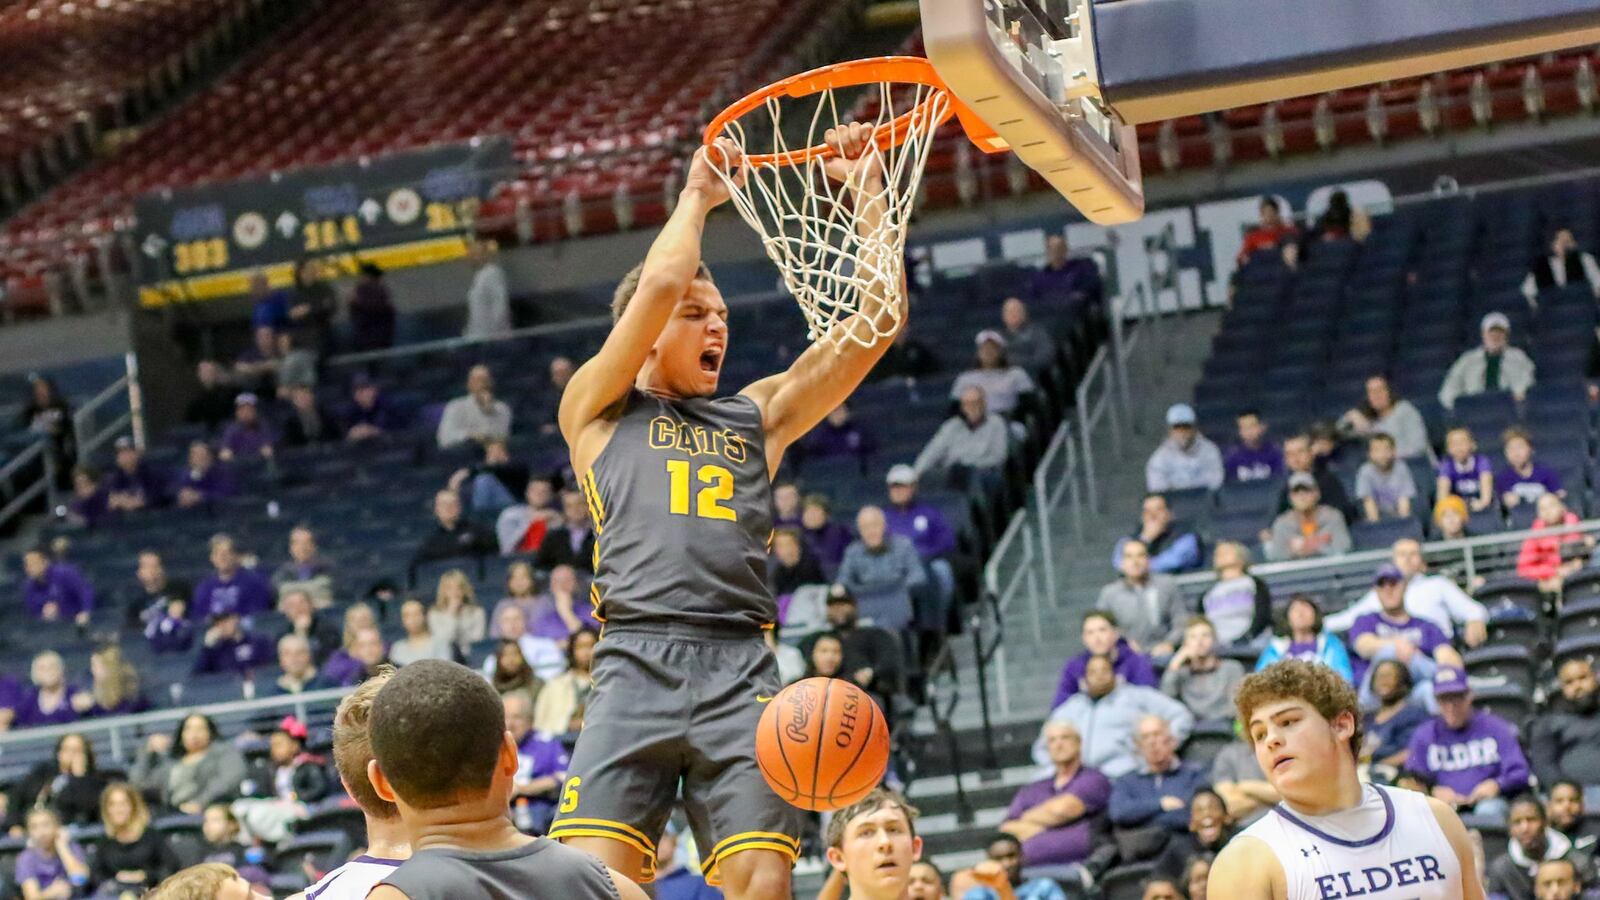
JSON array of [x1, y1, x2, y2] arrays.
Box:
[[548, 124, 904, 898], [1208, 659, 1485, 899]]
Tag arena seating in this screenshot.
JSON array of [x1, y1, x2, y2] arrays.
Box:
[[1182, 181, 1600, 555], [2, 21, 1598, 316]]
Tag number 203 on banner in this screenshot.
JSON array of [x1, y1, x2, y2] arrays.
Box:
[[173, 238, 229, 275]]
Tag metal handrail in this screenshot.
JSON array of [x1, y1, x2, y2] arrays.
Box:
[[72, 356, 137, 461], [1072, 344, 1118, 513], [0, 686, 352, 770], [1032, 424, 1082, 606], [1167, 517, 1600, 602], [0, 439, 50, 530]]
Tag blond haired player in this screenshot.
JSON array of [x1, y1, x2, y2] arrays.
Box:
[[550, 124, 903, 899], [817, 787, 926, 900], [1208, 659, 1485, 899], [292, 667, 408, 900]]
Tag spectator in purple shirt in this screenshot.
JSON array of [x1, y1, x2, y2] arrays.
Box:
[[173, 440, 233, 509], [21, 547, 94, 624], [65, 466, 108, 530], [322, 625, 388, 687], [189, 534, 274, 622], [1052, 610, 1158, 708], [14, 807, 87, 899], [1498, 427, 1565, 511], [1030, 234, 1104, 317], [1436, 426, 1496, 512], [801, 493, 853, 577], [801, 401, 876, 472], [1223, 410, 1283, 483], [0, 671, 24, 731], [528, 564, 599, 645], [17, 651, 79, 729], [192, 610, 276, 675], [1348, 564, 1464, 708], [1405, 665, 1530, 819], [883, 464, 959, 627], [1000, 719, 1111, 869], [342, 374, 406, 442], [103, 436, 167, 513], [218, 393, 275, 462]]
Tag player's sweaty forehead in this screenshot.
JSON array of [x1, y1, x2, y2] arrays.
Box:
[[678, 280, 727, 317]]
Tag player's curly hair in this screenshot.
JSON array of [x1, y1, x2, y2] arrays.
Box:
[[825, 786, 919, 849], [611, 260, 715, 322], [1235, 658, 1363, 760]]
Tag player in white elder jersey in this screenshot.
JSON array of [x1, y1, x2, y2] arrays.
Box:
[[1208, 659, 1485, 900], [292, 668, 409, 900]]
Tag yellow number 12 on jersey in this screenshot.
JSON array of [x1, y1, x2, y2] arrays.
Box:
[[666, 459, 737, 521]]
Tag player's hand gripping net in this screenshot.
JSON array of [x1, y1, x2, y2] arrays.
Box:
[[704, 60, 955, 351]]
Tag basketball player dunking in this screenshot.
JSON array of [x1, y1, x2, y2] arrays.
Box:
[[549, 125, 902, 898], [1209, 659, 1486, 899]]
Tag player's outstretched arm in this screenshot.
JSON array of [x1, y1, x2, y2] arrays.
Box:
[[558, 140, 745, 447], [1428, 795, 1488, 900], [742, 122, 906, 469], [607, 867, 650, 900], [1207, 835, 1279, 900]]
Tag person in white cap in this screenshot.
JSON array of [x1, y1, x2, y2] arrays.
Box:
[[1146, 403, 1224, 493], [950, 329, 1035, 416], [1438, 312, 1536, 410]]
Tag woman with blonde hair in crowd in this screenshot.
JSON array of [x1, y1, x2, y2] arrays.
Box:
[[388, 598, 454, 667], [72, 645, 147, 717], [92, 781, 178, 895], [17, 650, 78, 728], [429, 569, 486, 656]]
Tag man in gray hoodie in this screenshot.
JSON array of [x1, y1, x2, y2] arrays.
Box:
[[1096, 540, 1188, 657], [1035, 654, 1194, 779], [1266, 472, 1351, 561]]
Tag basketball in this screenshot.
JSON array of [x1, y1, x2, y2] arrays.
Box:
[[755, 677, 890, 812]]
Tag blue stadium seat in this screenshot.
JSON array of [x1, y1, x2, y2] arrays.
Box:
[[1463, 644, 1536, 696], [1216, 479, 1280, 516], [1350, 518, 1423, 551]]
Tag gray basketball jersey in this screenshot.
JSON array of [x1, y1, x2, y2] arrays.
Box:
[[583, 390, 775, 632], [377, 838, 620, 899]]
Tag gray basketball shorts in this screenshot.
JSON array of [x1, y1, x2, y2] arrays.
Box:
[[547, 628, 804, 885]]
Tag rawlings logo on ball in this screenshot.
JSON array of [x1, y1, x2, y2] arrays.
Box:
[[784, 685, 818, 744]]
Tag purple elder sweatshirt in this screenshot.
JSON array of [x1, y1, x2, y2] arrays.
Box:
[[1404, 710, 1530, 797], [1052, 639, 1158, 708], [23, 563, 94, 620]]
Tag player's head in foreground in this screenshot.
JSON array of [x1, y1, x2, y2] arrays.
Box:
[[612, 255, 725, 398], [332, 666, 404, 827], [367, 659, 518, 823], [1236, 658, 1363, 810], [146, 862, 264, 900], [825, 786, 923, 900]]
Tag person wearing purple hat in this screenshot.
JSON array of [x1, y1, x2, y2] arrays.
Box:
[[1405, 665, 1529, 820], [1349, 563, 1463, 711]]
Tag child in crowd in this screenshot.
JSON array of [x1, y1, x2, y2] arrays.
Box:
[[1496, 427, 1564, 510], [1355, 433, 1416, 522], [1436, 427, 1495, 512], [15, 807, 87, 900]]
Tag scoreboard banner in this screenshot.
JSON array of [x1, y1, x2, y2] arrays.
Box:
[[133, 137, 514, 305]]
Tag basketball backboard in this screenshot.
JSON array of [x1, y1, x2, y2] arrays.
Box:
[[923, 0, 1600, 225]]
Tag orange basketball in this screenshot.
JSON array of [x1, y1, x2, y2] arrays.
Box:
[[755, 676, 890, 812]]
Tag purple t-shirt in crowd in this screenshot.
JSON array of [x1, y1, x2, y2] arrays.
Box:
[[1052, 639, 1158, 708], [22, 563, 95, 620], [1346, 611, 1450, 683], [1437, 454, 1493, 501], [516, 730, 572, 822], [530, 603, 599, 643], [16, 688, 80, 728], [804, 521, 853, 574], [1495, 463, 1563, 506], [883, 501, 957, 560], [193, 630, 276, 675], [1224, 443, 1283, 483], [1005, 766, 1112, 866], [1404, 710, 1530, 797], [1283, 640, 1321, 661], [15, 843, 82, 891], [190, 568, 274, 621]]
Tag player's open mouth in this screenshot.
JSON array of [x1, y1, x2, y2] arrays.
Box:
[[699, 348, 723, 373], [876, 860, 901, 872]]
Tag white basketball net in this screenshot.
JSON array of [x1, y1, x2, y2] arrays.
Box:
[[707, 80, 951, 351]]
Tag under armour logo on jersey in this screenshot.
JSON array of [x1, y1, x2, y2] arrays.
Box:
[[1301, 846, 1321, 858]]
